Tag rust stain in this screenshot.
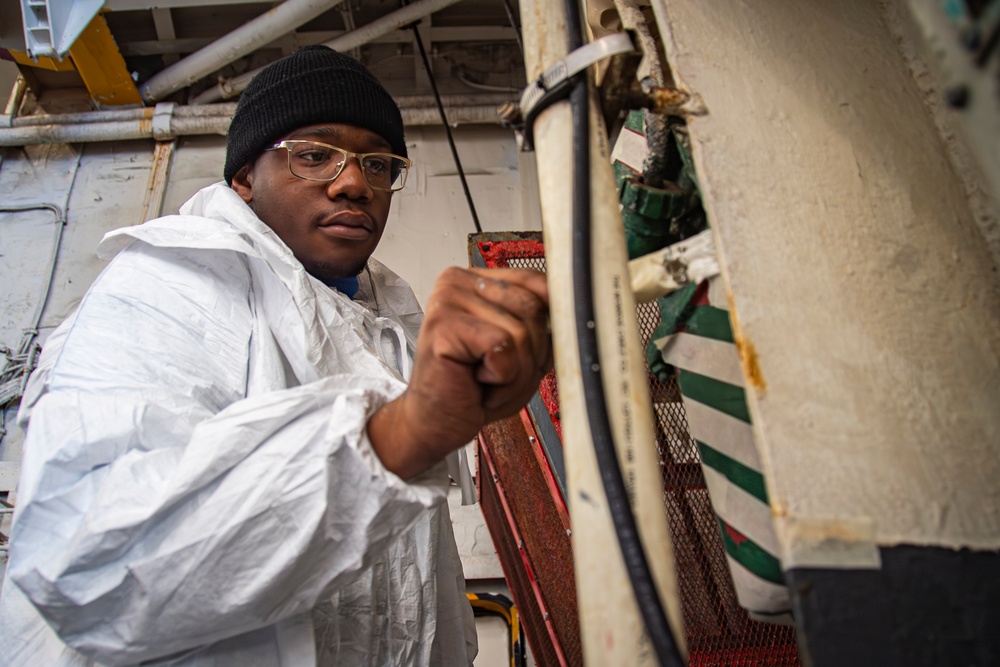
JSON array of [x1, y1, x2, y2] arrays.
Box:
[[147, 143, 171, 195], [737, 336, 766, 393], [152, 146, 170, 169], [771, 499, 788, 518], [789, 517, 875, 545], [650, 86, 689, 111], [726, 289, 767, 394]]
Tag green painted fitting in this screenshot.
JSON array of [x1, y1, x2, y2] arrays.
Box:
[[623, 109, 645, 134], [621, 207, 673, 259], [622, 179, 687, 220]]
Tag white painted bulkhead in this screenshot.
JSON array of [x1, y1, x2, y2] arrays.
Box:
[[650, 0, 1000, 565]]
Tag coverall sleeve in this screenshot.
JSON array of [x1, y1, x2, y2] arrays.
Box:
[[7, 242, 442, 665]]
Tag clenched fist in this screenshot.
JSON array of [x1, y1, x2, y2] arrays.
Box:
[[368, 266, 551, 479]]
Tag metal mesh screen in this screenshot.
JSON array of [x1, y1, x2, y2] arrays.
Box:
[[635, 301, 801, 666], [505, 257, 545, 271], [473, 236, 800, 665]]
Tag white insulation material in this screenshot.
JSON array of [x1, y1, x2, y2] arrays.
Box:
[[651, 0, 1000, 562]]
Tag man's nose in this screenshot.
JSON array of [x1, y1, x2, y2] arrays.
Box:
[[327, 156, 372, 199]]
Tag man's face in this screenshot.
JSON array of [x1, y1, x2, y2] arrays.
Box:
[[231, 122, 395, 282]]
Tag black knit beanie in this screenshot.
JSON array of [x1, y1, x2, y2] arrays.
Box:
[[224, 45, 406, 185]]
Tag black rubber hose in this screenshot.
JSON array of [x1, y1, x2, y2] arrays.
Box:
[[410, 23, 483, 234], [563, 0, 685, 664], [501, 0, 524, 55]]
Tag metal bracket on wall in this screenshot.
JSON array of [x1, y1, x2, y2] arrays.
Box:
[[19, 0, 105, 59], [11, 10, 142, 108]]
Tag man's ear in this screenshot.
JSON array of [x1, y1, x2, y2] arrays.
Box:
[[231, 163, 254, 204]]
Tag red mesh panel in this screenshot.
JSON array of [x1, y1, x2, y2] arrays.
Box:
[[477, 417, 582, 667], [473, 235, 800, 666], [477, 238, 547, 269]]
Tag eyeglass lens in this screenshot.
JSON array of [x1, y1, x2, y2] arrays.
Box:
[[286, 142, 408, 190]]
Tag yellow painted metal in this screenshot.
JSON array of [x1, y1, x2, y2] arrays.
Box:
[[68, 13, 142, 107], [8, 50, 76, 73]]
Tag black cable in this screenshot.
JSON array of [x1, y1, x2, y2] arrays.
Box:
[[410, 24, 483, 234], [501, 0, 524, 55], [563, 0, 685, 664]]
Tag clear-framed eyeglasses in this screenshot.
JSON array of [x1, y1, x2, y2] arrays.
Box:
[[268, 139, 411, 192]]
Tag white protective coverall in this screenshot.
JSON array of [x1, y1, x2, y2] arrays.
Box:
[[0, 182, 477, 666]]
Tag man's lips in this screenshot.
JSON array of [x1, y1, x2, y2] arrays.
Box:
[[317, 210, 373, 240]]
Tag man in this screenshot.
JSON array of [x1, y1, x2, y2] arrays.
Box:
[[0, 46, 550, 666]]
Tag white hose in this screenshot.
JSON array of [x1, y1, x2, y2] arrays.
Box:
[[519, 1, 687, 663]]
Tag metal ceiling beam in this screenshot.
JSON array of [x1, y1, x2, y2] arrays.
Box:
[[140, 0, 347, 103], [119, 26, 517, 57], [150, 7, 179, 65], [105, 0, 273, 8], [191, 0, 467, 104]]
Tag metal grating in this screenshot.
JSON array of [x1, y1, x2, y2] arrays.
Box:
[[634, 301, 801, 666], [472, 234, 800, 665]]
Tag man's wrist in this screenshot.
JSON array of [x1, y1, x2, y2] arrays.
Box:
[[367, 394, 441, 480]]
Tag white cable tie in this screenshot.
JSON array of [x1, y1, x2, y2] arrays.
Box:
[[519, 32, 636, 119]]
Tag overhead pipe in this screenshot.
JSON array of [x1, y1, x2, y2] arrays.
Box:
[[13, 108, 155, 126], [397, 93, 513, 108], [0, 101, 505, 147], [399, 105, 502, 126], [140, 0, 348, 104], [7, 104, 240, 128], [5, 96, 508, 130], [0, 103, 233, 145], [191, 0, 466, 104], [3, 76, 28, 116], [0, 118, 227, 146]]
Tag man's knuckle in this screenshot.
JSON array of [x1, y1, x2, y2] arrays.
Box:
[[440, 266, 468, 283]]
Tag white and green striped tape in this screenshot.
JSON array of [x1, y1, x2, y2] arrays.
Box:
[[653, 283, 792, 619]]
